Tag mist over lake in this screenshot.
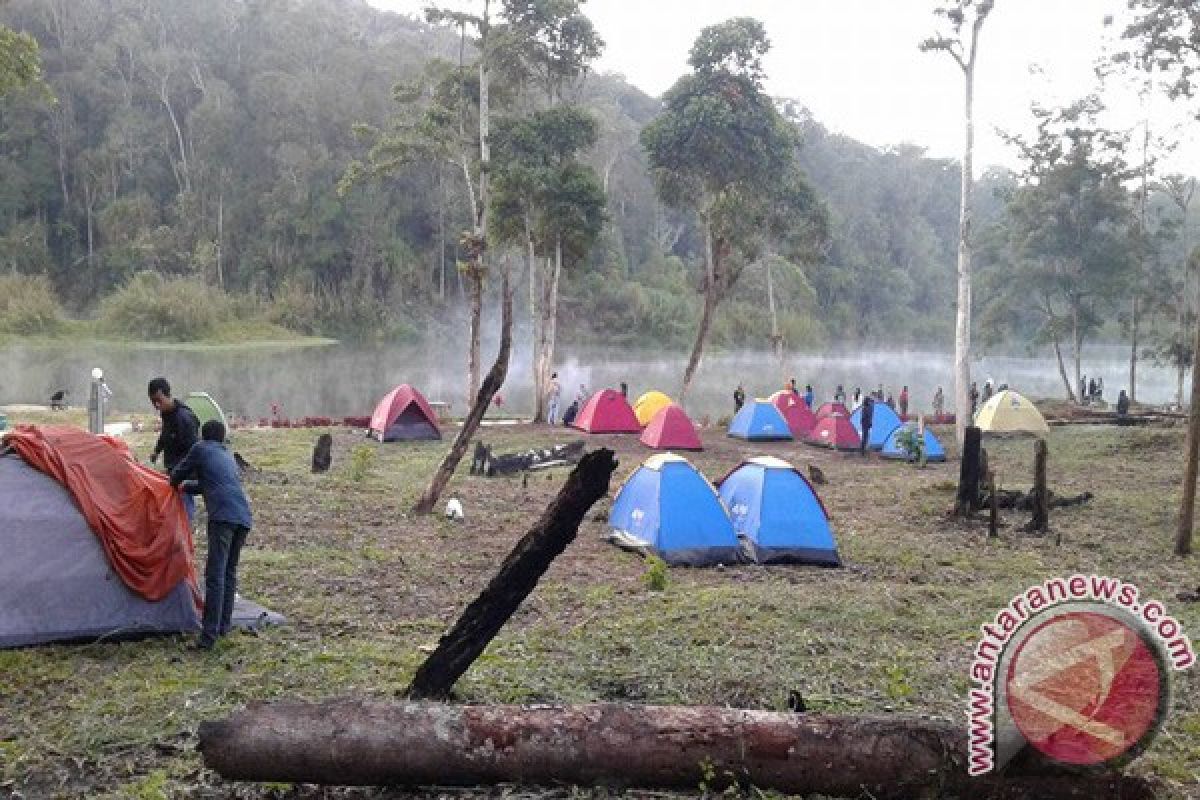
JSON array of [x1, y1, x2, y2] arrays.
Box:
[[0, 342, 1179, 423]]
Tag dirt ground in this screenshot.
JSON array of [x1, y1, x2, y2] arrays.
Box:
[[1, 410, 1198, 798]]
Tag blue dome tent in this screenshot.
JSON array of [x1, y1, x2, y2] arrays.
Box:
[[717, 456, 840, 566], [607, 454, 744, 566], [727, 400, 793, 441], [881, 424, 946, 462], [850, 403, 903, 450]]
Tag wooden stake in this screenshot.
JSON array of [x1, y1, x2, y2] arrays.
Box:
[[1029, 438, 1049, 534], [988, 470, 998, 538]]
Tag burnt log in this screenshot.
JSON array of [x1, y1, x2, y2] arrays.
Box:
[[406, 448, 618, 699], [197, 702, 1154, 800], [1027, 438, 1049, 533], [954, 426, 983, 515], [311, 434, 332, 473]]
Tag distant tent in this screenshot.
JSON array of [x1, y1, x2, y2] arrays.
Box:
[[769, 390, 817, 437], [727, 399, 793, 441], [717, 456, 840, 566], [368, 384, 441, 441], [640, 403, 702, 450], [186, 392, 228, 435], [850, 403, 903, 450], [974, 390, 1049, 435], [815, 401, 850, 419], [572, 389, 641, 434], [633, 391, 674, 427], [805, 414, 860, 451], [608, 454, 742, 566], [881, 424, 946, 462]]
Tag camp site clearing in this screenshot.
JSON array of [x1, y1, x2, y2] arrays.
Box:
[[1, 407, 1198, 798]]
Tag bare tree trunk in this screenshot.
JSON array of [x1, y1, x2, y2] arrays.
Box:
[[952, 40, 978, 448], [955, 425, 982, 516], [1129, 295, 1138, 405], [1179, 300, 1200, 556], [408, 448, 617, 699], [766, 257, 784, 371], [197, 703, 1154, 800], [527, 220, 543, 423], [681, 219, 719, 403], [438, 172, 447, 301], [540, 238, 563, 416], [216, 190, 224, 290], [1072, 303, 1083, 406], [466, 268, 483, 410], [158, 73, 191, 195], [414, 257, 511, 515], [1050, 332, 1076, 403]]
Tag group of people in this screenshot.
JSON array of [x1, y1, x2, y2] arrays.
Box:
[[734, 378, 916, 419], [146, 378, 252, 652], [545, 374, 611, 427]]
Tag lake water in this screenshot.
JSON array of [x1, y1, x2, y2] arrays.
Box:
[[0, 340, 1184, 423]]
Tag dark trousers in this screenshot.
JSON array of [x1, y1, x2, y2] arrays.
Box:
[[201, 521, 250, 644], [860, 423, 871, 455]]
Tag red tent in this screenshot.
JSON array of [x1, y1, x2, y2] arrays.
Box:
[[572, 389, 641, 434], [815, 401, 850, 419], [805, 415, 861, 451], [368, 384, 441, 441], [640, 403, 702, 450], [769, 390, 817, 437]]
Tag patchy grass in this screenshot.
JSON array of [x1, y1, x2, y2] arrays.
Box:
[[0, 414, 1197, 797]]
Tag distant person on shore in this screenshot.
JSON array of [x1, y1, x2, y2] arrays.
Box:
[[899, 385, 909, 418], [1096, 377, 1104, 401], [170, 420, 252, 651], [789, 378, 799, 395], [619, 381, 628, 399], [546, 373, 561, 425], [148, 377, 200, 522], [577, 384, 589, 406], [834, 384, 846, 405], [562, 399, 579, 427], [1117, 389, 1130, 418], [804, 384, 814, 409], [1079, 374, 1087, 405], [859, 395, 874, 456], [852, 387, 862, 409], [733, 384, 746, 413], [885, 392, 895, 410], [981, 379, 994, 405], [875, 383, 884, 401], [933, 386, 945, 418], [969, 381, 980, 417]]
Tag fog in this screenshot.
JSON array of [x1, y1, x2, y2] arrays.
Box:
[[0, 341, 1183, 423]]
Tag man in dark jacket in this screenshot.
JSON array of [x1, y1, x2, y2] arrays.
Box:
[[148, 377, 200, 520], [171, 420, 253, 650], [859, 395, 874, 456]]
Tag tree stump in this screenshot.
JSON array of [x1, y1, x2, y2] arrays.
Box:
[[954, 426, 983, 515], [311, 433, 332, 473], [1027, 438, 1049, 534]]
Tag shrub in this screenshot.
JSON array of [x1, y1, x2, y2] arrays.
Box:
[[0, 274, 64, 334], [348, 444, 375, 483], [98, 271, 230, 340], [643, 555, 669, 591], [267, 279, 320, 335]]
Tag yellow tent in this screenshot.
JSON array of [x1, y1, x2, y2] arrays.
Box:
[[633, 390, 673, 427], [974, 389, 1049, 434]]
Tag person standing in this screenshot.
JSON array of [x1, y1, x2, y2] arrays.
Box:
[[171, 420, 252, 651], [546, 372, 561, 425], [619, 381, 628, 398], [834, 384, 846, 404], [885, 392, 895, 410], [859, 395, 874, 456], [733, 384, 746, 413], [898, 385, 909, 418], [148, 377, 200, 521], [804, 384, 814, 410], [969, 381, 980, 417], [933, 386, 945, 418], [852, 387, 862, 409]]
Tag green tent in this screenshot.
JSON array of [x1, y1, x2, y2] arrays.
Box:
[[186, 392, 228, 437]]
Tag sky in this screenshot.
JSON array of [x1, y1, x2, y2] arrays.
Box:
[[365, 0, 1199, 176]]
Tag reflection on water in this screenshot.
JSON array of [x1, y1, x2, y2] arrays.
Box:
[[0, 341, 1184, 422]]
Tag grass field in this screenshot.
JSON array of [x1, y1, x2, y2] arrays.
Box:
[[1, 409, 1198, 798]]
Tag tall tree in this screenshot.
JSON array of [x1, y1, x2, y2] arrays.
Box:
[[641, 17, 825, 401], [920, 0, 994, 445], [0, 21, 45, 97], [1122, 0, 1200, 555]]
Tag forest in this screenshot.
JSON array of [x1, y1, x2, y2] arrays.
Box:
[[0, 0, 1196, 398]]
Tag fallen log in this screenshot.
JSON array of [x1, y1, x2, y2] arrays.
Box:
[[406, 448, 618, 699], [197, 702, 1155, 800], [984, 488, 1093, 512]]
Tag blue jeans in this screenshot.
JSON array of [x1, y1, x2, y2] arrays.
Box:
[[201, 521, 250, 645]]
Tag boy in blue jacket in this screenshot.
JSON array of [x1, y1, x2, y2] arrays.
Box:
[[170, 420, 252, 650]]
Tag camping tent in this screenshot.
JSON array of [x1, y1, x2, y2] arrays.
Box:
[[727, 400, 793, 441], [1, 427, 284, 648], [815, 401, 850, 419], [769, 390, 817, 437], [633, 391, 673, 427], [850, 403, 903, 450], [881, 424, 946, 462], [640, 403, 702, 450], [608, 454, 742, 566], [186, 392, 228, 434], [805, 414, 861, 451], [572, 389, 641, 434], [717, 456, 840, 566], [368, 384, 441, 441], [974, 390, 1049, 434]]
